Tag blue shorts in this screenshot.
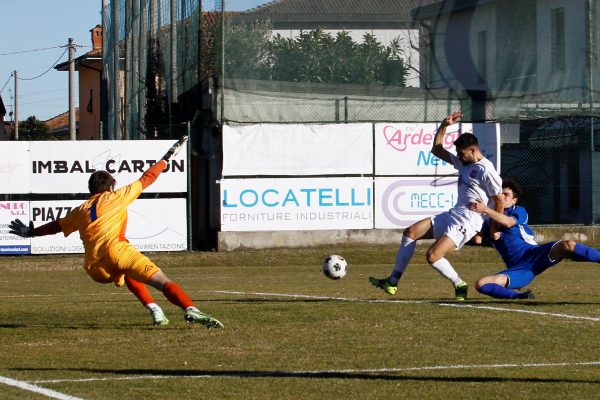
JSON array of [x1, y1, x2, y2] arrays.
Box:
[[496, 241, 561, 289]]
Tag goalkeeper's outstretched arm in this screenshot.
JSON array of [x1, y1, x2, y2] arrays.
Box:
[[9, 219, 61, 238], [139, 136, 189, 190]]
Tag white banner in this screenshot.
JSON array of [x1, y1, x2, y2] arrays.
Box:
[[0, 142, 31, 194], [375, 177, 458, 229], [0, 201, 31, 255], [28, 199, 187, 254], [222, 123, 373, 176], [374, 122, 500, 175], [29, 140, 187, 194], [220, 178, 373, 231]]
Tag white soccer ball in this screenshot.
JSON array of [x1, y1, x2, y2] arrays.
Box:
[[322, 255, 348, 280]]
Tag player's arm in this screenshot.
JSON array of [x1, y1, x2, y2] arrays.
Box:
[[468, 198, 515, 228], [9, 219, 62, 238], [431, 111, 462, 164], [139, 136, 188, 189], [487, 193, 505, 239]]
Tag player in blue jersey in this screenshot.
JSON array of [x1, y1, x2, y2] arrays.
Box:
[[468, 177, 600, 299], [370, 112, 504, 301]]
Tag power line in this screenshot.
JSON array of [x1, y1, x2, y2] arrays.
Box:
[[0, 75, 11, 93], [16, 48, 69, 81], [0, 46, 62, 56]]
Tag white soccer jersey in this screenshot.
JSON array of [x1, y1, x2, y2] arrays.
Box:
[[450, 153, 502, 210]]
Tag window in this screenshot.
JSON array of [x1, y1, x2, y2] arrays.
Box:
[[551, 8, 565, 72]]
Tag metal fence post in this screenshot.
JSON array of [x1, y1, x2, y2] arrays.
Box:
[[186, 121, 193, 251]]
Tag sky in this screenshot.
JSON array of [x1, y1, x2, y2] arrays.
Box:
[[0, 0, 267, 122]]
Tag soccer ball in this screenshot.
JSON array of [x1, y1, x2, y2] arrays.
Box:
[[322, 255, 347, 280]]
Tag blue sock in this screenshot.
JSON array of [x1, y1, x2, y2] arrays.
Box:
[[478, 283, 521, 299], [573, 243, 600, 262]]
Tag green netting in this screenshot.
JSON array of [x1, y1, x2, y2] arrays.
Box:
[[102, 0, 600, 224], [103, 0, 208, 140]]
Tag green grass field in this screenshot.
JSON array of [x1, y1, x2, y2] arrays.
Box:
[[0, 244, 599, 399]]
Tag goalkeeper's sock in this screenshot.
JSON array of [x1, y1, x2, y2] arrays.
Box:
[[573, 242, 600, 262], [162, 281, 194, 310], [146, 302, 162, 312], [478, 283, 521, 299], [389, 235, 416, 285], [125, 276, 155, 306]]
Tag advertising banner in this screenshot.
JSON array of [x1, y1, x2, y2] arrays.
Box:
[[375, 177, 458, 229], [27, 199, 188, 254], [374, 122, 500, 176], [220, 178, 373, 231], [0, 142, 31, 194], [0, 201, 31, 255], [222, 123, 373, 176], [29, 140, 187, 194]]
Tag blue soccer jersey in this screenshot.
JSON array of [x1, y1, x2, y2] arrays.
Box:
[[483, 205, 538, 267]]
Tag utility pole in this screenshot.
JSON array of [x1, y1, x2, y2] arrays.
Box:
[[68, 38, 76, 140], [13, 70, 18, 140]]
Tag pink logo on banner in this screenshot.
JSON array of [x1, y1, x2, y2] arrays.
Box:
[[383, 125, 460, 152]]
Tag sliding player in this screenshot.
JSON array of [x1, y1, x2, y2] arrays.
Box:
[[469, 177, 600, 299], [10, 137, 223, 329], [370, 112, 504, 301]]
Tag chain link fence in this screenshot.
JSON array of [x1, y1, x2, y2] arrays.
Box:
[[102, 0, 600, 225]]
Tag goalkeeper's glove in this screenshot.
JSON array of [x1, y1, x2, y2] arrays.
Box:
[[162, 136, 188, 161], [9, 219, 35, 238]]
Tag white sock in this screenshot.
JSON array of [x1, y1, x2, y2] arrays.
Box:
[[430, 258, 462, 286], [389, 235, 416, 285], [146, 303, 161, 312]]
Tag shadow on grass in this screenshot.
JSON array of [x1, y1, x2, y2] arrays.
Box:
[[201, 297, 600, 307], [0, 323, 166, 331], [9, 366, 600, 384], [459, 299, 600, 306]]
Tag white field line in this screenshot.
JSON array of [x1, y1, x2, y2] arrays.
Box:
[[210, 290, 431, 304], [32, 360, 600, 384], [0, 375, 86, 400], [210, 290, 600, 322], [439, 303, 600, 322]]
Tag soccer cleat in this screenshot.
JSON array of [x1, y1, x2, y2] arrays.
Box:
[[184, 310, 224, 329], [369, 277, 397, 295], [151, 309, 170, 326], [516, 290, 535, 300], [455, 282, 468, 301]]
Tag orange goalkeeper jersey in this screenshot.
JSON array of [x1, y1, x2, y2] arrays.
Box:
[[59, 160, 167, 271]]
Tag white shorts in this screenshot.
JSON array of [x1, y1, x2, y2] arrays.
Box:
[[431, 208, 483, 250]]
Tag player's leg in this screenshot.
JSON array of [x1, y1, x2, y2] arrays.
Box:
[[369, 217, 434, 295], [114, 242, 223, 328], [393, 217, 434, 281], [476, 272, 534, 300], [550, 240, 600, 262], [146, 271, 223, 329], [124, 277, 169, 326], [427, 212, 476, 300], [426, 235, 469, 300]]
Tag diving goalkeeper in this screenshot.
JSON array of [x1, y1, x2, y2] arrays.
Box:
[[10, 137, 223, 329]]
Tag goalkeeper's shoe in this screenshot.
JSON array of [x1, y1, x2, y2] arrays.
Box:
[[184, 309, 224, 329], [151, 308, 170, 326], [369, 277, 397, 295], [454, 282, 468, 301]]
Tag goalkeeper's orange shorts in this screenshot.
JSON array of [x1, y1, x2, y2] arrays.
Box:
[[84, 241, 161, 287]]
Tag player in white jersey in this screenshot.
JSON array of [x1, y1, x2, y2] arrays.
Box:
[[370, 112, 504, 300]]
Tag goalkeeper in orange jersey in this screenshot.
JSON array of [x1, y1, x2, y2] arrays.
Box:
[[9, 137, 223, 329]]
